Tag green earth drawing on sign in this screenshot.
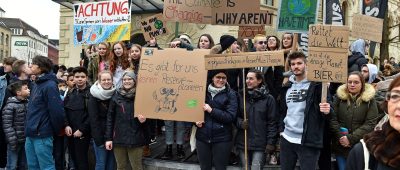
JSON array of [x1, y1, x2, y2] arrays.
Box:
[[186, 99, 198, 108], [154, 20, 163, 29], [288, 0, 311, 16]]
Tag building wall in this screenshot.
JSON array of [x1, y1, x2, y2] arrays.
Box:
[[48, 44, 59, 64], [0, 27, 11, 62], [59, 6, 83, 67]]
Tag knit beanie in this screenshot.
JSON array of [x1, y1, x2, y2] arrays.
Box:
[[207, 69, 227, 83], [219, 35, 237, 53], [122, 71, 137, 81]]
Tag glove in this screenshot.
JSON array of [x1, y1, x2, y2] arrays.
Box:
[[241, 119, 248, 130], [266, 145, 275, 154]]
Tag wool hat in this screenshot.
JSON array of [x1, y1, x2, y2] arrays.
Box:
[[123, 71, 137, 81], [179, 34, 192, 44], [207, 69, 227, 81], [219, 35, 237, 53]]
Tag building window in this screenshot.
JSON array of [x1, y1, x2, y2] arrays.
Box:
[[5, 35, 8, 45], [265, 0, 273, 6], [0, 33, 3, 45]]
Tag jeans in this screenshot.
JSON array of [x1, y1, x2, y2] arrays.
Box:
[[238, 150, 264, 170], [6, 144, 26, 170], [164, 120, 185, 145], [196, 140, 232, 170], [25, 136, 56, 170], [113, 146, 143, 170], [336, 155, 346, 170], [280, 137, 320, 170], [92, 139, 116, 170]]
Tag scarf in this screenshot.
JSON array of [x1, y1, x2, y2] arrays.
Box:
[[117, 86, 136, 99], [90, 81, 116, 100], [208, 84, 226, 99]]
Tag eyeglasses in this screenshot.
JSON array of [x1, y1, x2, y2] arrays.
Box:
[[258, 41, 267, 45], [386, 91, 400, 103], [215, 76, 227, 80], [347, 81, 360, 85]]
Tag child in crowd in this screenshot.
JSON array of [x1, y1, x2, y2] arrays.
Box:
[[2, 80, 30, 170]]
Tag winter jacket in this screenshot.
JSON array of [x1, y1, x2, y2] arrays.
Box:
[[196, 85, 238, 143], [105, 91, 146, 147], [348, 39, 368, 73], [330, 84, 379, 157], [25, 73, 65, 138], [2, 97, 28, 149], [346, 143, 397, 170], [235, 87, 278, 151], [279, 80, 331, 149], [64, 85, 91, 138], [88, 94, 110, 146], [88, 55, 99, 82]]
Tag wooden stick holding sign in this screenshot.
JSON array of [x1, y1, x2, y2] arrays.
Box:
[[205, 50, 284, 170], [307, 24, 349, 102]]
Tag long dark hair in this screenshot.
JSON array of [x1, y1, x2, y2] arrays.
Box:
[[281, 32, 293, 49], [266, 35, 280, 51], [197, 34, 215, 49], [347, 71, 366, 95], [247, 69, 265, 88]]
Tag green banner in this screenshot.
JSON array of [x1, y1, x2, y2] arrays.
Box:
[[277, 0, 319, 33], [14, 41, 28, 46]]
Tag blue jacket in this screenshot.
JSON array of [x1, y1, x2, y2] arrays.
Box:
[[196, 85, 238, 143], [25, 73, 65, 138]]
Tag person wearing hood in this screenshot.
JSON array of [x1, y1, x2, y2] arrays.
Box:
[[348, 39, 368, 73], [362, 64, 380, 84], [195, 69, 238, 170], [105, 71, 147, 170], [64, 67, 92, 170], [330, 71, 379, 170], [88, 71, 116, 170], [25, 55, 65, 170], [235, 69, 278, 169], [279, 51, 331, 170]]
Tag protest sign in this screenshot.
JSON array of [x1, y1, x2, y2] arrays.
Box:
[[277, 0, 319, 33], [307, 24, 349, 83], [135, 48, 209, 122], [73, 0, 131, 45], [205, 51, 284, 70], [212, 0, 273, 26], [140, 14, 169, 41], [238, 26, 265, 39], [351, 14, 383, 43], [163, 0, 216, 24]]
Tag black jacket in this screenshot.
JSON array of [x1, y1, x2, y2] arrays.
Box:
[[346, 143, 396, 170], [64, 85, 91, 137], [235, 87, 278, 151], [88, 94, 110, 146], [2, 97, 28, 149], [196, 85, 238, 143], [105, 91, 146, 147], [279, 81, 331, 149], [348, 52, 368, 74]]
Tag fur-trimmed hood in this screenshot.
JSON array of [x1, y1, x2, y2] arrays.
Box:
[[210, 44, 223, 54], [336, 83, 375, 104]]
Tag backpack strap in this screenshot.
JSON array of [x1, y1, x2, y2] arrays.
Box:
[[360, 139, 370, 170]]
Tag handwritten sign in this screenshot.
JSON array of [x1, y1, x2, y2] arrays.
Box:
[[205, 51, 284, 70], [238, 26, 265, 38], [135, 48, 209, 122], [308, 25, 349, 49], [212, 0, 273, 26], [277, 0, 319, 33], [307, 48, 348, 83], [140, 14, 169, 41], [307, 25, 349, 83], [351, 14, 383, 43], [163, 0, 216, 24], [73, 0, 131, 45]]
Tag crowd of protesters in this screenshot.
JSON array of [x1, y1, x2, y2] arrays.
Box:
[[0, 33, 398, 170]]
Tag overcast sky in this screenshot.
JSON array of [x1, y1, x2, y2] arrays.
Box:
[[0, 0, 60, 39]]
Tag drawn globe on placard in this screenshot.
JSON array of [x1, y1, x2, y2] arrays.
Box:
[[154, 20, 163, 29], [288, 0, 311, 16]]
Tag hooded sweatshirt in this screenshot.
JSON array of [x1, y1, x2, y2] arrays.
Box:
[[365, 64, 378, 84], [350, 39, 366, 56], [282, 75, 310, 144], [348, 39, 368, 73]]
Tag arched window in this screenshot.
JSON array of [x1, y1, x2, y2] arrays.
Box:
[[5, 34, 8, 45], [0, 32, 3, 45]]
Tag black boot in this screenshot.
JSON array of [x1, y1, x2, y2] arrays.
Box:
[[161, 144, 173, 160], [176, 144, 185, 159]]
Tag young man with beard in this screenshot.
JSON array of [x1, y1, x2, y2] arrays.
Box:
[[279, 51, 331, 170]]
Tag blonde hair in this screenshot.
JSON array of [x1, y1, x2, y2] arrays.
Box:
[[253, 34, 266, 43]]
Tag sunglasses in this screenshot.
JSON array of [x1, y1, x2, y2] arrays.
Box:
[[258, 41, 267, 45]]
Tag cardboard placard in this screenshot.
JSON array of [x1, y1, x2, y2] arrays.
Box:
[[238, 26, 266, 38], [73, 0, 131, 45], [163, 0, 213, 24], [135, 48, 209, 122], [205, 51, 284, 70], [211, 0, 273, 26], [351, 14, 383, 43], [140, 14, 169, 41], [277, 0, 319, 33], [306, 47, 348, 83], [308, 24, 350, 49]]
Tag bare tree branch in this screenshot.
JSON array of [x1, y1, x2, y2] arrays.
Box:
[[389, 24, 400, 29], [389, 36, 399, 42]]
